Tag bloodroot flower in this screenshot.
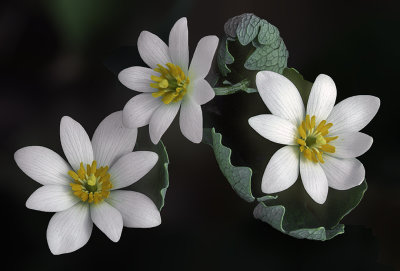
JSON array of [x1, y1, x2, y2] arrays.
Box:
[[249, 71, 380, 204], [118, 17, 219, 144], [15, 111, 161, 255]]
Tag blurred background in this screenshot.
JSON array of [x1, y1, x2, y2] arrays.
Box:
[[1, 0, 399, 269]]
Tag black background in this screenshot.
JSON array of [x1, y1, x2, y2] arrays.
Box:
[[1, 0, 399, 270]]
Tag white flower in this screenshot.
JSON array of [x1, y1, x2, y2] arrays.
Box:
[[249, 71, 380, 204], [14, 111, 161, 255], [118, 17, 219, 144]]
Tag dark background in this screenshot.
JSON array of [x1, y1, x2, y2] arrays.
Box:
[[1, 0, 399, 270]]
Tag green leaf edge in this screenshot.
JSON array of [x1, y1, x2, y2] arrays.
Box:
[[156, 140, 170, 211], [203, 128, 255, 202], [253, 181, 368, 241]]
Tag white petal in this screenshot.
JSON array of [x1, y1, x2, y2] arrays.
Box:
[[109, 151, 158, 190], [107, 190, 161, 228], [137, 31, 171, 69], [169, 17, 189, 72], [248, 114, 298, 145], [330, 132, 373, 159], [306, 74, 337, 123], [14, 146, 71, 185], [188, 35, 219, 80], [26, 185, 79, 212], [256, 71, 305, 126], [92, 111, 138, 168], [321, 156, 365, 190], [327, 95, 380, 135], [118, 66, 159, 92], [123, 93, 163, 129], [261, 146, 300, 194], [149, 102, 181, 144], [190, 78, 215, 105], [90, 201, 123, 242], [47, 203, 92, 255], [300, 155, 328, 204], [179, 98, 202, 143], [60, 116, 93, 171]]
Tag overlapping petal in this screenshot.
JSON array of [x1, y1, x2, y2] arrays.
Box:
[[118, 66, 159, 92], [261, 146, 299, 194], [107, 190, 161, 228], [149, 102, 181, 144], [14, 146, 71, 185], [90, 201, 123, 242], [123, 93, 163, 129], [330, 132, 373, 159], [256, 71, 305, 126], [92, 111, 137, 167], [300, 156, 328, 204], [179, 98, 203, 143], [26, 185, 79, 212], [137, 31, 171, 69], [188, 36, 219, 80]]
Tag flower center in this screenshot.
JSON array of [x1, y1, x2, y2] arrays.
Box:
[[150, 63, 190, 104], [68, 161, 112, 204], [296, 115, 338, 163]]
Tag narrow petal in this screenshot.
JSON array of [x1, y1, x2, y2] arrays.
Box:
[[300, 155, 328, 204], [190, 78, 215, 105], [149, 102, 181, 144], [179, 98, 202, 143], [256, 71, 305, 126], [248, 114, 298, 145], [118, 66, 159, 92], [188, 36, 219, 80], [330, 132, 373, 159], [327, 95, 380, 135], [109, 151, 158, 190], [92, 111, 138, 168], [60, 116, 93, 171], [169, 17, 189, 72], [26, 185, 79, 212], [321, 156, 365, 190], [47, 203, 92, 255], [107, 191, 161, 228], [306, 74, 337, 123], [14, 146, 71, 185], [137, 31, 171, 69], [261, 146, 300, 194], [123, 93, 163, 129], [90, 201, 123, 242]]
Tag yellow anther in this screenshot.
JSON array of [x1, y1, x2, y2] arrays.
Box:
[[91, 161, 97, 175], [68, 170, 79, 181], [315, 120, 326, 132], [320, 144, 335, 153], [316, 135, 327, 146], [151, 75, 163, 82], [87, 174, 96, 186], [305, 115, 311, 130], [297, 139, 306, 146], [77, 162, 86, 179], [325, 136, 338, 143], [158, 79, 169, 88], [310, 116, 316, 129], [298, 124, 306, 139]]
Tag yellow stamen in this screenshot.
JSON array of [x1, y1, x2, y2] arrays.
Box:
[[296, 115, 338, 163], [68, 160, 112, 204], [149, 63, 190, 104]]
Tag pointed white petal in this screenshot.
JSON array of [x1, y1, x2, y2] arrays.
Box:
[[248, 114, 298, 145], [60, 116, 93, 171], [137, 31, 171, 69], [109, 151, 158, 190], [26, 185, 79, 212], [190, 78, 215, 105], [107, 191, 161, 228], [261, 146, 300, 194], [14, 146, 71, 185], [169, 17, 189, 72], [179, 98, 202, 143], [300, 156, 328, 204], [149, 102, 181, 144], [327, 95, 380, 135], [306, 74, 337, 123], [188, 36, 219, 80], [90, 201, 123, 242], [92, 111, 138, 168], [256, 71, 305, 126], [321, 156, 365, 190], [330, 132, 373, 159], [123, 93, 163, 129], [118, 66, 159, 92], [47, 203, 92, 255]]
